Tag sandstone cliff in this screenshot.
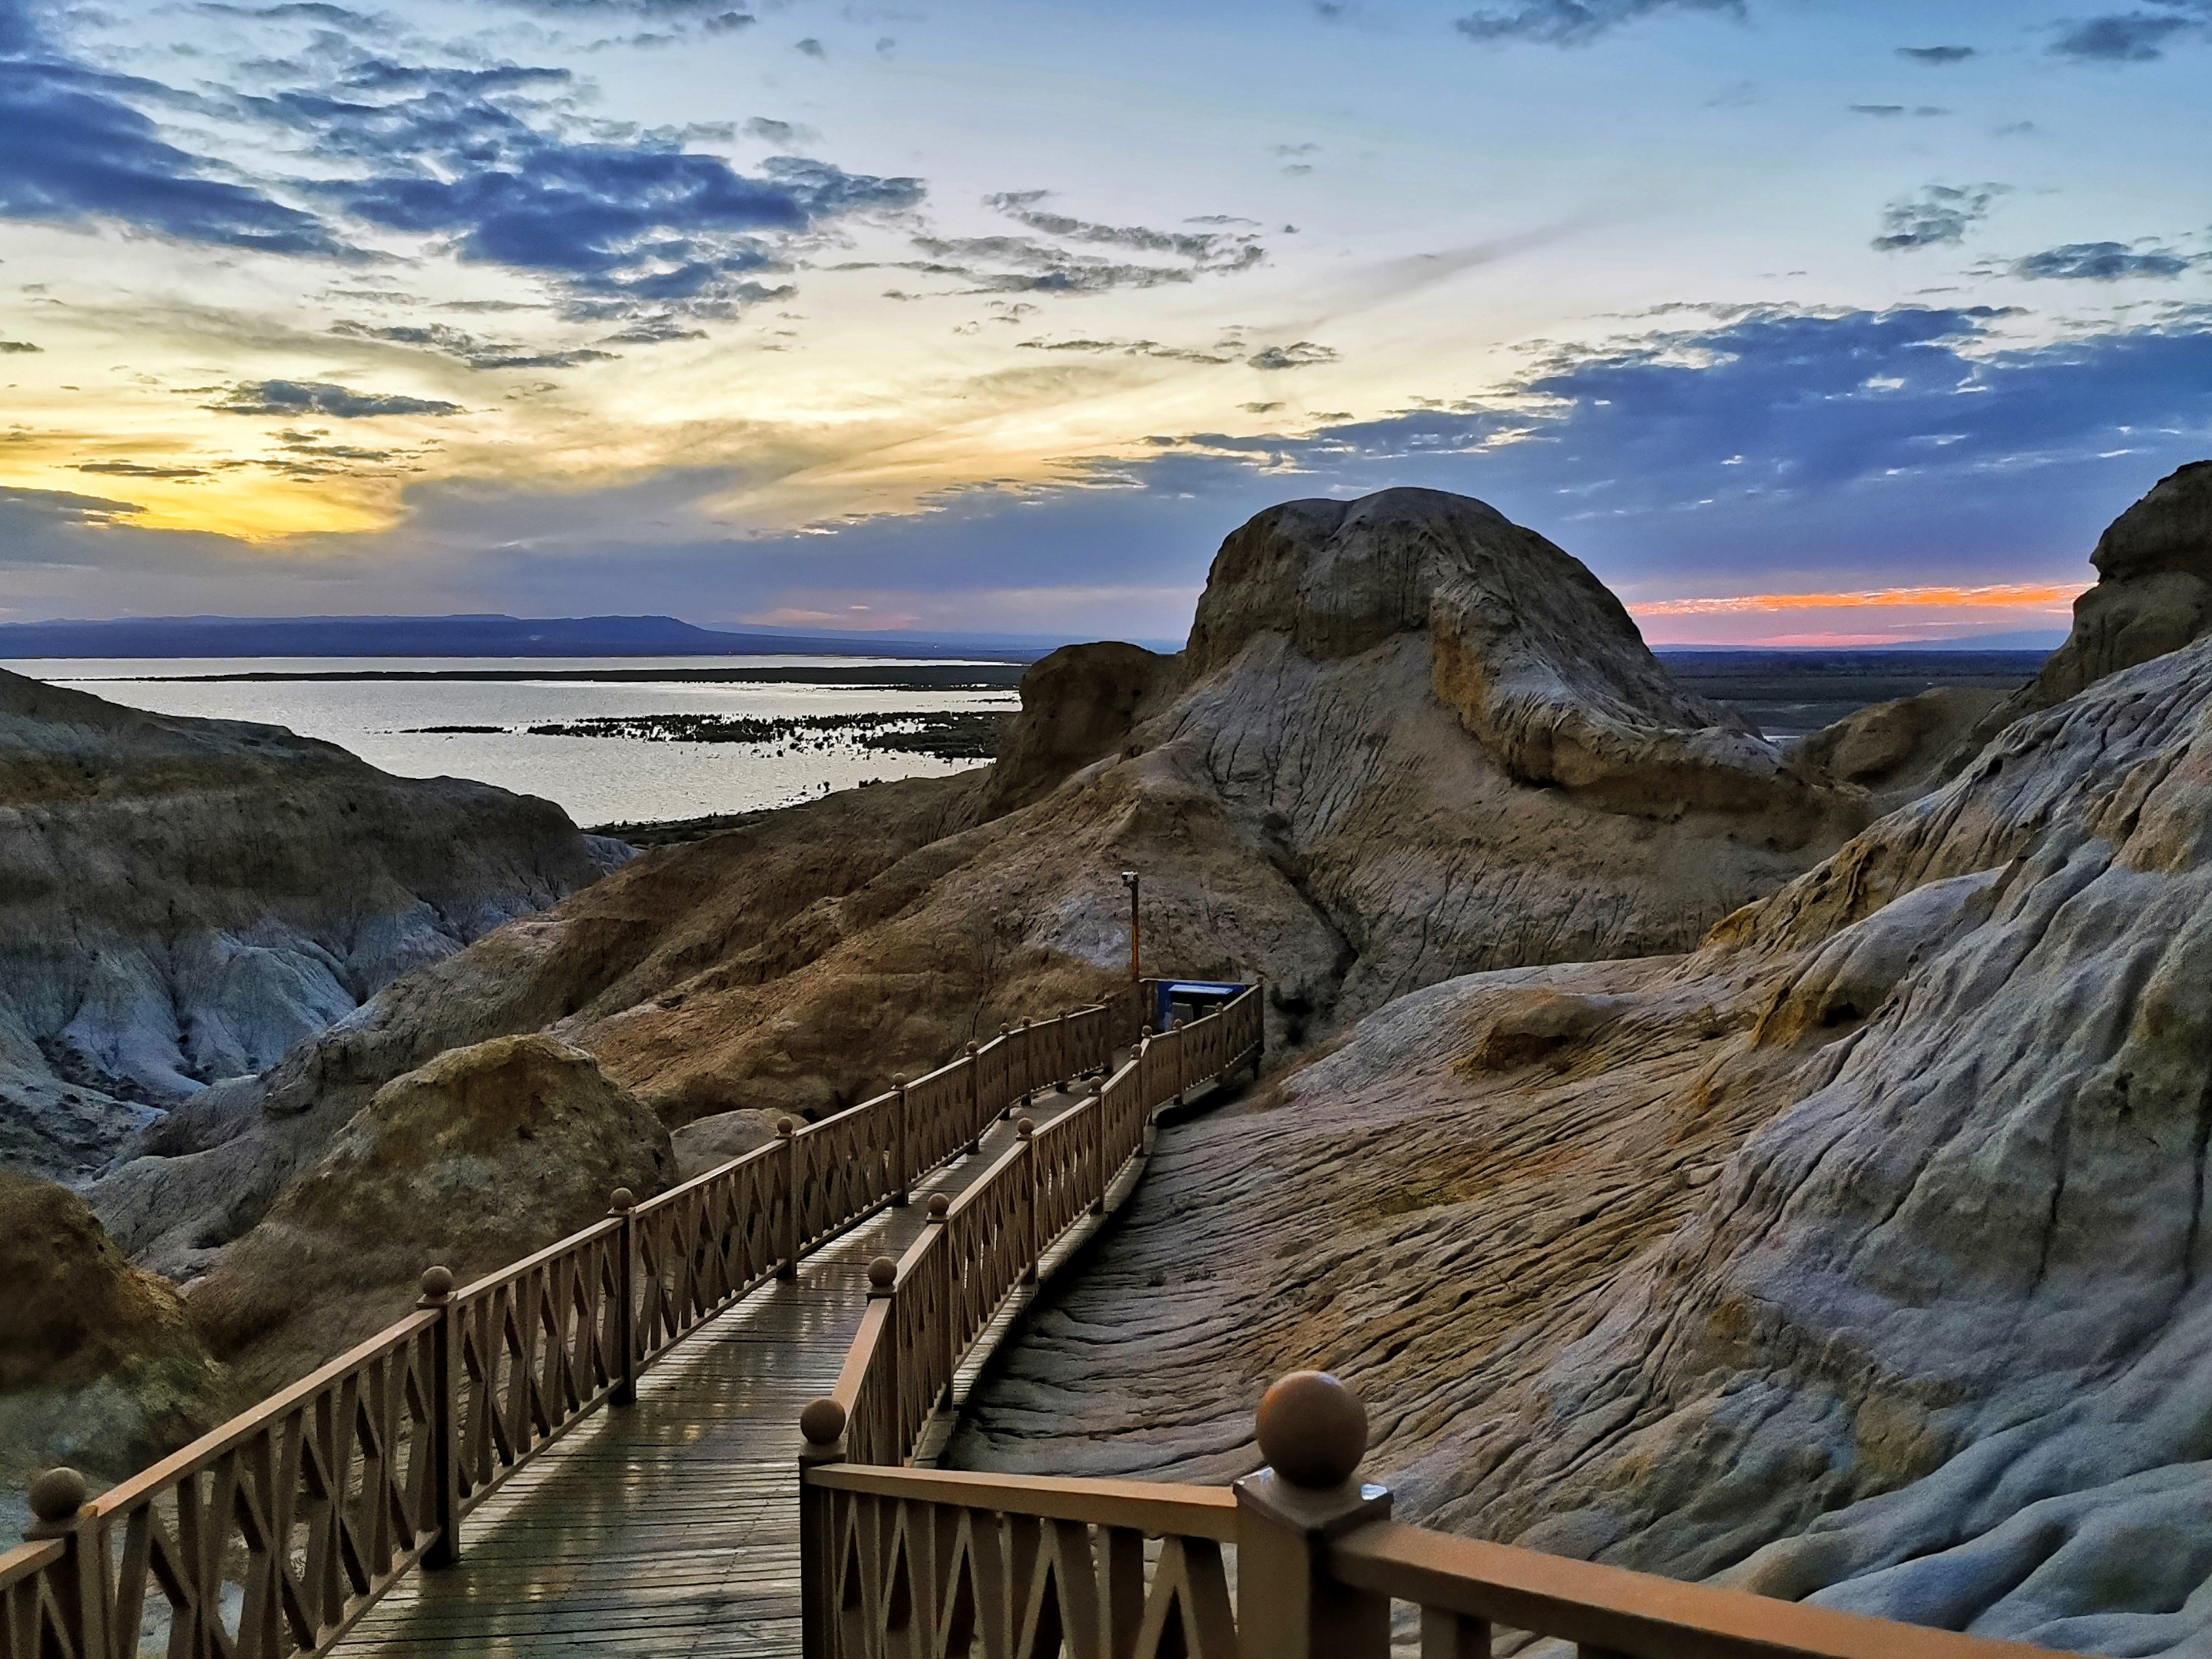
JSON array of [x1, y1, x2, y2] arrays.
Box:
[[0, 668, 628, 1182], [91, 488, 1863, 1285], [950, 469, 2212, 1652]]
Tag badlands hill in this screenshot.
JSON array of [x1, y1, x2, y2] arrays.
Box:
[[0, 668, 627, 1181], [949, 462, 2212, 1653], [85, 487, 1884, 1297]]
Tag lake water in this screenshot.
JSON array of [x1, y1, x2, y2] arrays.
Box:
[[10, 656, 1023, 829]]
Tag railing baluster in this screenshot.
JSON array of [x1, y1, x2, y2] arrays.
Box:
[[1426, 1607, 1492, 1657]]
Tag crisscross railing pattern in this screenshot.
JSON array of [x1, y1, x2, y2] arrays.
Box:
[[794, 984, 2058, 1659], [801, 986, 1266, 1477], [0, 982, 1187, 1659]]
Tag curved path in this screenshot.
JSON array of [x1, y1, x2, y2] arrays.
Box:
[[337, 1088, 1089, 1658]]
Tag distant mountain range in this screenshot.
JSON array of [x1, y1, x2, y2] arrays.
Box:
[[0, 614, 1058, 661]]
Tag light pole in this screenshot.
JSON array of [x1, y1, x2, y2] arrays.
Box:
[[1118, 869, 1141, 985]]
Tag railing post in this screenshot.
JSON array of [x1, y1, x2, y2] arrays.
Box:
[[1088, 1083, 1108, 1215], [928, 1193, 957, 1406], [964, 1041, 982, 1154], [891, 1076, 911, 1207], [797, 1397, 848, 1659], [868, 1254, 901, 1449], [1233, 1371, 1391, 1659], [24, 1467, 107, 1653], [609, 1188, 638, 1407], [1174, 1018, 1190, 1102], [1016, 1116, 1039, 1283], [416, 1265, 460, 1568], [1017, 1019, 1033, 1108], [777, 1117, 800, 1279]]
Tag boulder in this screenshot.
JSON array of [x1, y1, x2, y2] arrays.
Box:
[[0, 1173, 230, 1529], [186, 1035, 672, 1395]]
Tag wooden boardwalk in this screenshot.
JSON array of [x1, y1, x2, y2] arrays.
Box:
[[339, 1091, 1084, 1658]]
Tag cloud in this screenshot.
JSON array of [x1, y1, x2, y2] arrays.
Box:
[[794, 36, 824, 57], [329, 319, 620, 368], [2050, 6, 2209, 59], [0, 482, 144, 528], [1018, 337, 1233, 364], [1632, 580, 2085, 616], [1453, 0, 1741, 47], [0, 339, 39, 352], [209, 379, 464, 416], [1247, 341, 1337, 370], [1897, 44, 1976, 62], [0, 24, 347, 257], [2012, 240, 2197, 279], [744, 116, 814, 144], [75, 459, 214, 478], [1872, 183, 2005, 250], [1850, 104, 1949, 117], [889, 196, 1267, 296]]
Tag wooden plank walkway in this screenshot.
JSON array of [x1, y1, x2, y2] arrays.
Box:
[[339, 1090, 1087, 1658]]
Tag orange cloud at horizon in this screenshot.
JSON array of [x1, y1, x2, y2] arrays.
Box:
[[1629, 581, 2087, 618]]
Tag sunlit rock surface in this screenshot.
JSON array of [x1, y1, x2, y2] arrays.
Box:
[[950, 622, 2212, 1651]]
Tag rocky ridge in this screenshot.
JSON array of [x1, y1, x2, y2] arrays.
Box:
[[949, 462, 2212, 1654]]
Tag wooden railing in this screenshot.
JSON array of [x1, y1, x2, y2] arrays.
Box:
[[797, 1371, 2055, 1659], [0, 990, 1197, 1659], [800, 987, 1266, 1472], [792, 986, 2049, 1659]]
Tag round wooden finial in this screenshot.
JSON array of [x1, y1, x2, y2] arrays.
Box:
[[965, 1041, 979, 1057], [892, 1076, 907, 1090], [1016, 1117, 1035, 1140], [1255, 1371, 1367, 1489], [610, 1187, 635, 1212], [799, 1398, 847, 1446], [928, 1193, 950, 1220], [867, 1256, 898, 1290], [777, 1117, 796, 1137], [28, 1467, 87, 1524], [419, 1264, 455, 1300]]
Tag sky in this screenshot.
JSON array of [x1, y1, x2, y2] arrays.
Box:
[[0, 0, 2207, 647]]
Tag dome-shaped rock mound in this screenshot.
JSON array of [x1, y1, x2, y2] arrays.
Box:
[[188, 1034, 673, 1393], [0, 1173, 230, 1514], [1187, 487, 1782, 810]]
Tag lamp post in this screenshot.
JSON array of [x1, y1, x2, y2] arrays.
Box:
[[1118, 869, 1140, 984]]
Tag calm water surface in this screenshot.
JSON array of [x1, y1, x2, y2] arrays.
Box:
[[12, 656, 1020, 828]]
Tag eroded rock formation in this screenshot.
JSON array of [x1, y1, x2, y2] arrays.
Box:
[[0, 669, 628, 1182], [90, 487, 1861, 1284], [949, 487, 2212, 1651]]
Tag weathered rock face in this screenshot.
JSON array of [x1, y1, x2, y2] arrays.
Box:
[[90, 488, 1860, 1281], [0, 669, 628, 1183], [1954, 459, 2212, 762], [187, 1035, 672, 1395], [950, 624, 2212, 1653], [0, 1174, 231, 1518]]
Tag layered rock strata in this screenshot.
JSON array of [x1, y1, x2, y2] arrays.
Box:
[[951, 565, 2212, 1651]]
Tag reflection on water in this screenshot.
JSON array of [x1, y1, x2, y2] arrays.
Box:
[[9, 656, 1022, 827]]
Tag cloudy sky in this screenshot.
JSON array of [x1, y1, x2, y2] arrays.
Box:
[[1, 0, 2207, 645]]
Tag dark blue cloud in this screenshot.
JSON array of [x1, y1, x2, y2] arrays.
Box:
[[0, 0, 346, 256], [1897, 44, 1976, 61], [1453, 0, 1741, 45], [2013, 241, 2196, 279], [210, 379, 463, 416], [1871, 183, 2004, 250], [2051, 5, 2210, 59]]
